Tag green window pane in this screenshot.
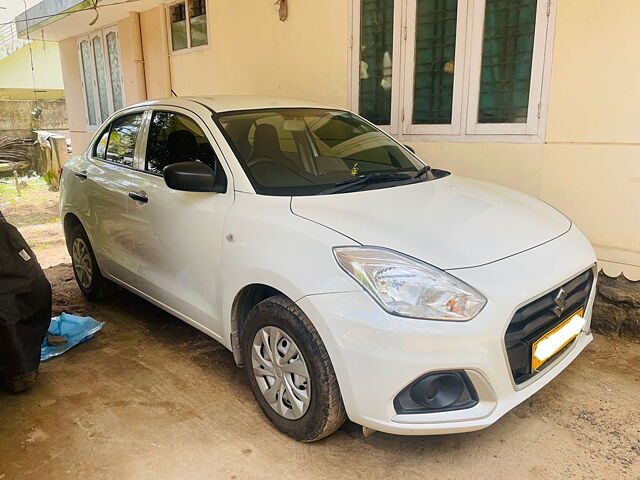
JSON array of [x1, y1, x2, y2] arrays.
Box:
[[92, 36, 110, 123], [478, 0, 537, 123], [106, 113, 143, 167], [412, 0, 458, 124], [189, 0, 208, 47], [106, 32, 124, 111], [79, 40, 97, 126], [170, 3, 188, 51], [359, 0, 394, 125]]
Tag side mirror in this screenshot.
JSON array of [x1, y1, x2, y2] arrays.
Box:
[[163, 161, 225, 193], [404, 144, 416, 154]]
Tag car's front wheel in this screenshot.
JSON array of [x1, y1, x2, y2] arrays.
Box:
[[241, 295, 346, 442], [69, 223, 114, 301]]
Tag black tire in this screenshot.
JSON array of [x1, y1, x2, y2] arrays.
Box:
[[69, 223, 114, 301], [241, 295, 347, 442]]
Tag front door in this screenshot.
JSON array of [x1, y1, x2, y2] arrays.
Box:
[[83, 112, 144, 280], [125, 108, 234, 338]]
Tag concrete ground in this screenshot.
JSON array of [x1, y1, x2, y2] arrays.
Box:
[[1, 263, 639, 480], [1, 180, 639, 479]]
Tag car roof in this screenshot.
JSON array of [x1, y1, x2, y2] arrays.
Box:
[[127, 95, 344, 114]]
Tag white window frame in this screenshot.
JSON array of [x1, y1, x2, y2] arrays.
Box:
[[349, 0, 557, 143], [78, 37, 99, 129], [349, 0, 403, 135], [77, 25, 126, 130], [103, 25, 126, 111], [166, 0, 210, 56], [401, 0, 469, 135], [465, 0, 550, 136]]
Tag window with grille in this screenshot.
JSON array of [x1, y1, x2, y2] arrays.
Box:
[[351, 0, 553, 140], [77, 26, 125, 128], [169, 0, 209, 52], [170, 3, 188, 51], [358, 0, 395, 126], [477, 0, 537, 124], [412, 0, 458, 125]]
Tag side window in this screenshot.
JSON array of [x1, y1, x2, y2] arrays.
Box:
[[105, 113, 143, 166], [93, 127, 110, 159], [146, 111, 217, 175]]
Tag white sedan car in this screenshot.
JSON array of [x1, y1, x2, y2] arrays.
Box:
[[60, 96, 597, 442]]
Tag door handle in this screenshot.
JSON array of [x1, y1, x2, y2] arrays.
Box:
[[128, 192, 148, 203], [75, 170, 88, 180]]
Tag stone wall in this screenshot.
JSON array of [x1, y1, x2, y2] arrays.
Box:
[[0, 99, 68, 139], [592, 275, 640, 340]]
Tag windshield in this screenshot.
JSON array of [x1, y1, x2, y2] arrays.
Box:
[[217, 108, 426, 196]]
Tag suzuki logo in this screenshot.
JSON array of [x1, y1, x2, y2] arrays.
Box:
[[553, 287, 568, 317]]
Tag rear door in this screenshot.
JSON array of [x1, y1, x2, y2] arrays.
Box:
[[80, 111, 145, 280], [124, 107, 234, 338]]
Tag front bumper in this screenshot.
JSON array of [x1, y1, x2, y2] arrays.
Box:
[[297, 225, 597, 435]]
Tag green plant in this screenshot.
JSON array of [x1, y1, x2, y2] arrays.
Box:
[[0, 136, 28, 163]]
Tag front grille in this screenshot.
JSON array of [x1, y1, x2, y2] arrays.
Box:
[[505, 268, 594, 385]]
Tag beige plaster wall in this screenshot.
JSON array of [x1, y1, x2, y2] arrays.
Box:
[[165, 0, 349, 106], [54, 0, 640, 274]]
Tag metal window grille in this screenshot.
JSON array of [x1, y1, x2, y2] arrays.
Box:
[[478, 0, 537, 123], [412, 0, 458, 124], [359, 0, 394, 125]]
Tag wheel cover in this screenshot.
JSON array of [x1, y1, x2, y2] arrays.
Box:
[[251, 326, 311, 420], [72, 237, 93, 289]]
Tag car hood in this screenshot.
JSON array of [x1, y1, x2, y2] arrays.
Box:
[[290, 175, 571, 270]]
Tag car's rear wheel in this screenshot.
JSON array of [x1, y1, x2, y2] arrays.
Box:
[[241, 295, 346, 442], [70, 224, 114, 301]]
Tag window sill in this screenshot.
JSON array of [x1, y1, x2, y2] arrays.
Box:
[[398, 132, 546, 144], [170, 44, 210, 56]]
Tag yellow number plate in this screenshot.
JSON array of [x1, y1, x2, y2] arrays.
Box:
[[531, 308, 585, 372]]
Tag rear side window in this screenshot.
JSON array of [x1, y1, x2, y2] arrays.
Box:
[[104, 113, 143, 166], [145, 111, 217, 174], [94, 127, 110, 159]]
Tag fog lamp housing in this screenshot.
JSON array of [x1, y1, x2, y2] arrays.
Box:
[[393, 370, 478, 414]]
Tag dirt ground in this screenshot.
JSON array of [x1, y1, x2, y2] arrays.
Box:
[[0, 265, 637, 480], [0, 176, 69, 267], [1, 180, 639, 479]]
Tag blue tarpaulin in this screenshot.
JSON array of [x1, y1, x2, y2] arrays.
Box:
[[41, 313, 103, 361]]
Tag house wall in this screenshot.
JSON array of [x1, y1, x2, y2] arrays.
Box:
[[117, 15, 147, 108], [0, 99, 67, 138], [165, 0, 349, 106], [0, 41, 64, 91], [409, 0, 640, 278], [58, 15, 147, 153], [0, 88, 63, 100], [55, 0, 640, 276], [58, 35, 90, 151], [140, 7, 171, 100]]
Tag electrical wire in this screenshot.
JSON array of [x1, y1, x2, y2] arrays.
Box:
[[22, 0, 38, 102], [0, 0, 143, 28]]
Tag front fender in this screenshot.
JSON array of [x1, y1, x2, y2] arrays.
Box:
[[221, 193, 361, 342]]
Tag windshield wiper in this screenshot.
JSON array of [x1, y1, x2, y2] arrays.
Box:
[[319, 172, 414, 195], [413, 165, 431, 179]]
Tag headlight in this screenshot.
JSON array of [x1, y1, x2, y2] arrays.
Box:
[[333, 247, 486, 321]]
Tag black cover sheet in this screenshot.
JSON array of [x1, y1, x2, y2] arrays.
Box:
[[0, 211, 52, 376]]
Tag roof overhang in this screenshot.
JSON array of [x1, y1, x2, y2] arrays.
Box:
[[15, 0, 163, 42]]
